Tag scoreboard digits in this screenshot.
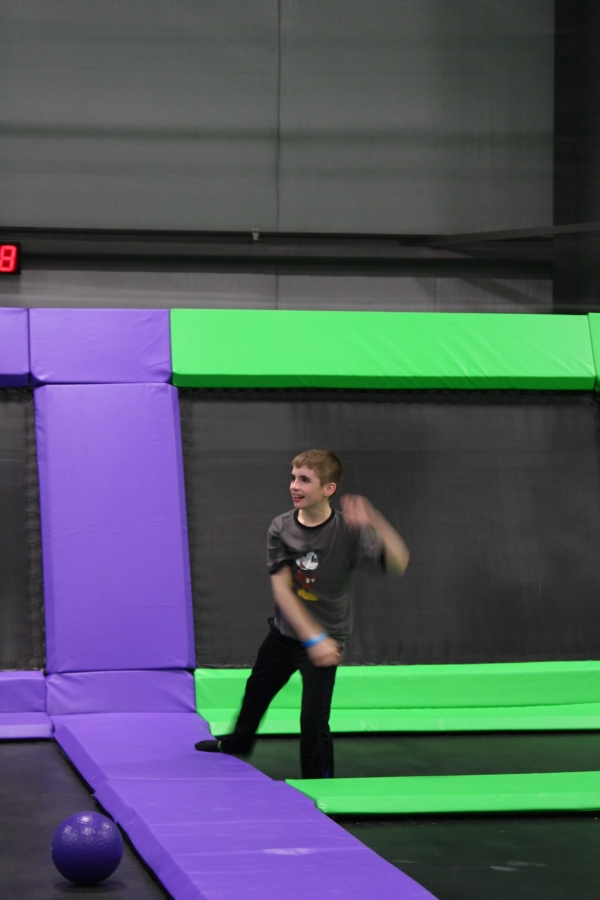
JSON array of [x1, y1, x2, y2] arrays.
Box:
[[0, 244, 21, 275]]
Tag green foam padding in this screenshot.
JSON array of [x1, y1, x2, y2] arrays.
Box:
[[200, 704, 600, 736], [171, 310, 595, 390], [195, 661, 600, 734], [286, 771, 600, 815], [587, 313, 600, 388]]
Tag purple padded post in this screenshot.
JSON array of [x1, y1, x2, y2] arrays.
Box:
[[0, 308, 29, 385], [46, 671, 196, 715], [30, 309, 171, 384], [36, 383, 194, 672], [0, 671, 46, 712]]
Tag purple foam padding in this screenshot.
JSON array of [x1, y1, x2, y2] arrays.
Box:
[[54, 711, 436, 900], [97, 777, 319, 825], [0, 308, 29, 385], [92, 812, 203, 900], [95, 779, 436, 900], [0, 713, 53, 739], [52, 712, 264, 789], [131, 817, 372, 856], [0, 671, 46, 712], [29, 308, 171, 384], [46, 670, 195, 715], [178, 850, 433, 900], [36, 383, 194, 672]]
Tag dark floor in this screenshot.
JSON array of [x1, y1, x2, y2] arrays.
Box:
[[340, 814, 600, 900], [0, 741, 170, 899], [248, 733, 600, 900]]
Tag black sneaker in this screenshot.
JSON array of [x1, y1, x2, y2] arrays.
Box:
[[194, 739, 223, 752]]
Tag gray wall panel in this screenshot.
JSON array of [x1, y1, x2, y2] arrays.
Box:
[[278, 274, 552, 312], [0, 1, 279, 229], [278, 0, 554, 233], [0, 268, 549, 312], [0, 269, 278, 309], [0, 1, 553, 234]]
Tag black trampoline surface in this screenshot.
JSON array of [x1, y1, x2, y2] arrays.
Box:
[[339, 814, 600, 900], [247, 734, 600, 900], [0, 741, 170, 899], [181, 391, 600, 668], [0, 390, 44, 669], [248, 732, 600, 781]]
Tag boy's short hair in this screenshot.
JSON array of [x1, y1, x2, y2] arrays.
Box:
[[292, 449, 343, 493]]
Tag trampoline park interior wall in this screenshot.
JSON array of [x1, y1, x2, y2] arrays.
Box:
[[2, 306, 600, 899]]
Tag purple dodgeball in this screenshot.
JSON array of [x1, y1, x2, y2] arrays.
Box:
[[51, 811, 123, 885]]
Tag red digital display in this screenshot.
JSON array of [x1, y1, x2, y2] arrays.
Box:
[[0, 244, 21, 275]]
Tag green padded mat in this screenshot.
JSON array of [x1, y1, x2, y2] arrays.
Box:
[[200, 704, 600, 736], [171, 310, 595, 390], [587, 313, 600, 388], [287, 771, 600, 815], [195, 662, 600, 734]]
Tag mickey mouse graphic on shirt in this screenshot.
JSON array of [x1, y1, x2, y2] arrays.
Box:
[[294, 551, 319, 601]]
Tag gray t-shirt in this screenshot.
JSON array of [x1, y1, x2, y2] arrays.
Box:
[[267, 508, 385, 645]]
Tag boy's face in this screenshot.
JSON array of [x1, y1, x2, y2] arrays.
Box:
[[290, 466, 335, 510]]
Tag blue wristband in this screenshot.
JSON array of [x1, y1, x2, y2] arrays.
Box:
[[302, 632, 329, 649]]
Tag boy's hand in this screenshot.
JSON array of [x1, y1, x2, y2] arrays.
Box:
[[340, 494, 374, 529], [341, 493, 410, 576], [307, 636, 342, 667]]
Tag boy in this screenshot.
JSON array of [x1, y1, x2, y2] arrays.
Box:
[[195, 449, 409, 778]]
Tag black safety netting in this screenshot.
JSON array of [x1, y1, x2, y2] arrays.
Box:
[[181, 390, 600, 668], [0, 391, 44, 670]]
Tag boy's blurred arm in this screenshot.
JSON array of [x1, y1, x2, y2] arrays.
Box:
[[270, 567, 341, 667], [341, 494, 410, 576]]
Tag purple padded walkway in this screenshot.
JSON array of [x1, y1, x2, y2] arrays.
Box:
[[53, 712, 267, 789], [0, 307, 29, 385], [97, 777, 436, 900], [53, 712, 436, 900], [0, 671, 52, 738], [35, 383, 194, 673], [30, 308, 171, 384]]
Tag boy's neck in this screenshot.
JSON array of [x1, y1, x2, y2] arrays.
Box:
[[297, 501, 332, 528]]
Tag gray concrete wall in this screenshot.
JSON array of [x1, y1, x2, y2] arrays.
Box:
[[0, 268, 551, 313], [0, 0, 553, 233]]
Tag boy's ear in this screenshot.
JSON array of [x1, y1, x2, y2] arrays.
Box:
[[323, 482, 337, 497]]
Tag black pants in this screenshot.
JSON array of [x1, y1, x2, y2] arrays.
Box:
[[220, 621, 337, 779]]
